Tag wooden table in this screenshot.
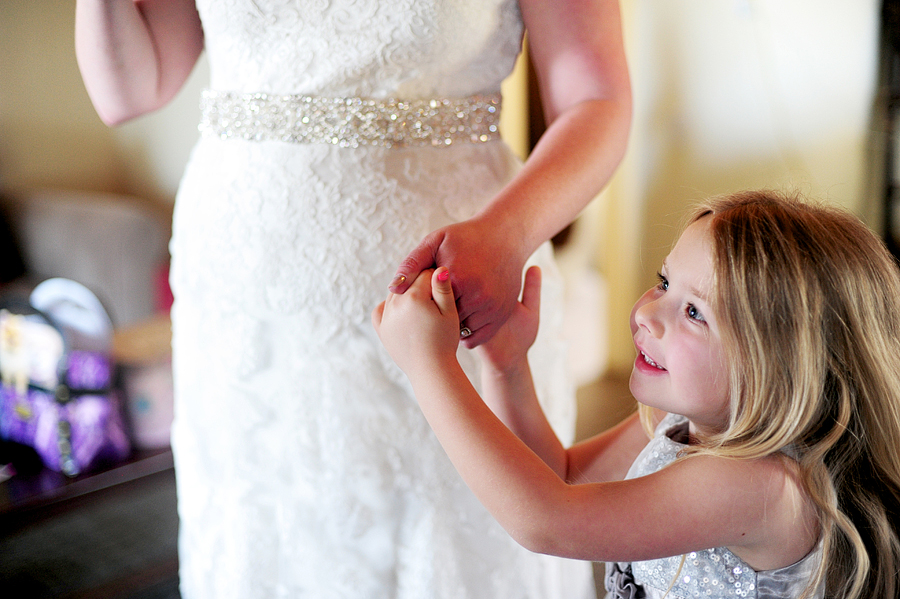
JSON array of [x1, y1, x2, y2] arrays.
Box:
[[0, 447, 174, 534]]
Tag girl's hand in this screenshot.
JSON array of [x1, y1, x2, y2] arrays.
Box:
[[373, 268, 460, 377], [476, 266, 542, 375]]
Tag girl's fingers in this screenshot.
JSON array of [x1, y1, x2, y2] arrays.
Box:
[[431, 267, 456, 317], [521, 265, 542, 313], [371, 300, 385, 329]]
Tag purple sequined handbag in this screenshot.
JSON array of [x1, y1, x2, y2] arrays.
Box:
[[0, 279, 130, 476]]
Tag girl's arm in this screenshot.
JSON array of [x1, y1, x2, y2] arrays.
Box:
[[482, 355, 650, 485], [476, 266, 651, 483], [75, 0, 204, 125], [373, 270, 820, 568], [388, 0, 632, 349], [475, 266, 569, 476]]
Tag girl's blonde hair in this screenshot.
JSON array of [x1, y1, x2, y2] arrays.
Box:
[[661, 190, 900, 598]]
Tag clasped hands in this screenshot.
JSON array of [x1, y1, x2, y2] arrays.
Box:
[[385, 218, 528, 348], [373, 263, 543, 378]]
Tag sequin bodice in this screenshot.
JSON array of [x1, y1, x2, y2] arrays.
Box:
[[604, 414, 824, 599]]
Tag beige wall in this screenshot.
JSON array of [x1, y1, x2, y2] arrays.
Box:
[[1, 2, 123, 194], [0, 1, 207, 205], [599, 0, 881, 374]]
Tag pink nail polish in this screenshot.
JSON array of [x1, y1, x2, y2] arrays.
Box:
[[437, 270, 450, 282]]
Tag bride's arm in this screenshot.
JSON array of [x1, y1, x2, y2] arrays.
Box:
[[389, 0, 631, 348], [487, 0, 632, 258], [75, 0, 204, 125]]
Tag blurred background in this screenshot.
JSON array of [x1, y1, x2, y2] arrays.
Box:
[[0, 0, 890, 597]]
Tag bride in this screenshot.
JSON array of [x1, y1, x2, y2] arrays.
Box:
[[74, 1, 631, 597]]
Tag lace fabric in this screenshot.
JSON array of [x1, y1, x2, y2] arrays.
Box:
[[169, 1, 593, 598], [197, 0, 525, 98]]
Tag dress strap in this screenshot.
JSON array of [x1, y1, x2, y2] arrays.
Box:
[[199, 89, 502, 149]]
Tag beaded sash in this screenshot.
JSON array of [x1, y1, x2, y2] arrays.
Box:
[[199, 89, 502, 148]]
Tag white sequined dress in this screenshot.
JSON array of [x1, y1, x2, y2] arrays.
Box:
[[604, 414, 824, 599], [168, 1, 594, 597]]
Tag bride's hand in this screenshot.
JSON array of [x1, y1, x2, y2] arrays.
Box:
[[388, 217, 527, 348]]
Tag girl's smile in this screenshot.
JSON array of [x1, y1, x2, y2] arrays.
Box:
[[636, 348, 666, 372]]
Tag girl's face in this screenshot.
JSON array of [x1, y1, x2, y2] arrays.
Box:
[[629, 216, 730, 438]]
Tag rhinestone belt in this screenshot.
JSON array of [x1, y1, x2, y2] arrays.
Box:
[[199, 89, 502, 148]]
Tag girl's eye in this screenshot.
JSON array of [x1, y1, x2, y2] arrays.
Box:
[[686, 303, 706, 323], [656, 272, 668, 291]]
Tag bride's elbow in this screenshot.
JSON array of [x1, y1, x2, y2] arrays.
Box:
[[85, 92, 154, 127], [94, 96, 174, 127], [95, 107, 135, 127], [83, 78, 176, 127]]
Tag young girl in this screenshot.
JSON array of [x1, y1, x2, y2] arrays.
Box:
[[373, 190, 900, 599]]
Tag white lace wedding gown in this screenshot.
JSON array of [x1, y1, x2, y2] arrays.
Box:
[[169, 1, 594, 597]]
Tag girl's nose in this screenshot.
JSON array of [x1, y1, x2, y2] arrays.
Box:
[[632, 291, 664, 338]]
